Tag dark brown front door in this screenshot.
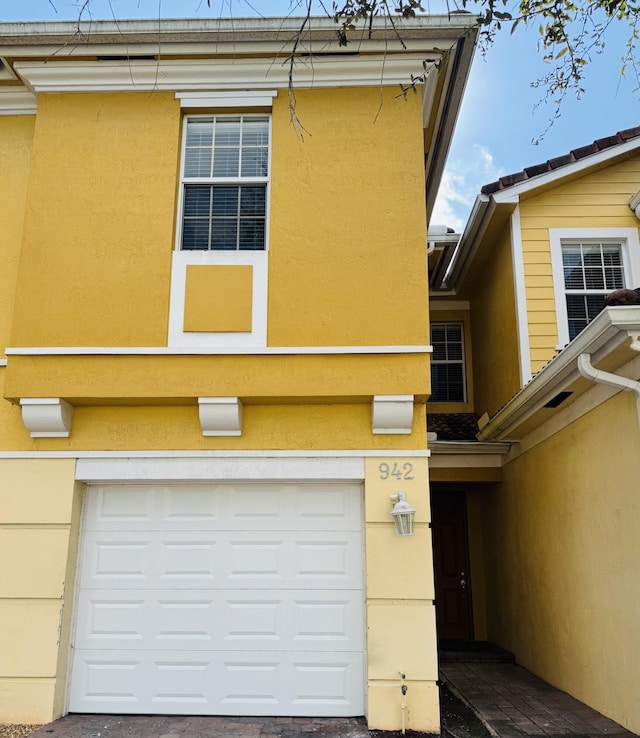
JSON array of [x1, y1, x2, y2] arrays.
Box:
[[431, 488, 473, 640]]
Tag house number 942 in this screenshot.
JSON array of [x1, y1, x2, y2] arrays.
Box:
[[378, 462, 414, 480]]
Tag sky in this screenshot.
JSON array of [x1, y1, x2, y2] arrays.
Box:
[[1, 0, 638, 231]]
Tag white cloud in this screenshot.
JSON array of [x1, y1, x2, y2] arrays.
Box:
[[431, 143, 506, 232]]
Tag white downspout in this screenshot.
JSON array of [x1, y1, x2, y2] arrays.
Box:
[[577, 352, 640, 426]]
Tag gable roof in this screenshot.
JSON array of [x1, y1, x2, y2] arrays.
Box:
[[481, 126, 640, 196], [442, 125, 640, 292]]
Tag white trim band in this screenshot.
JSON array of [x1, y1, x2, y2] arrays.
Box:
[[0, 449, 431, 460], [176, 90, 277, 108], [6, 345, 432, 356]]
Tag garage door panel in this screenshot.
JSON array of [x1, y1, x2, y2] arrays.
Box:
[[74, 589, 363, 652], [73, 483, 365, 717], [69, 650, 364, 715], [80, 531, 362, 590], [85, 484, 362, 532]]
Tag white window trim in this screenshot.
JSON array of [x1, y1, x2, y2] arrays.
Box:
[[550, 227, 640, 348], [429, 320, 467, 403], [175, 113, 272, 254], [169, 114, 272, 348]]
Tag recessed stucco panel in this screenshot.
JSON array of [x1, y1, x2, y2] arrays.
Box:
[[483, 391, 640, 734], [0, 600, 62, 676], [10, 92, 180, 347], [366, 525, 434, 599], [0, 530, 70, 598], [366, 602, 437, 680], [183, 265, 253, 333], [0, 679, 56, 724], [268, 87, 429, 347], [0, 458, 76, 523]]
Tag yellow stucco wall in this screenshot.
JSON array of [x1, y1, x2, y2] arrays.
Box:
[[0, 116, 34, 356], [519, 154, 640, 372], [467, 222, 521, 417], [482, 391, 640, 733], [0, 459, 80, 723], [269, 88, 429, 347], [10, 92, 180, 348], [1, 81, 433, 729], [364, 458, 439, 732]]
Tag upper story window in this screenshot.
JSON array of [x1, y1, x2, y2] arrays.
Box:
[[562, 241, 624, 340], [429, 322, 466, 402], [550, 229, 640, 346], [180, 115, 270, 251]]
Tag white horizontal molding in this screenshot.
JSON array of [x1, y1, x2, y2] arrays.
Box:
[[76, 455, 367, 482], [372, 395, 414, 435], [6, 345, 432, 356], [0, 359, 7, 367], [0, 449, 431, 460], [198, 397, 243, 437], [176, 90, 277, 108], [14, 54, 437, 93], [0, 87, 37, 115], [19, 397, 73, 438]]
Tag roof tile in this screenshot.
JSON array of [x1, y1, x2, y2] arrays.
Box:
[[481, 126, 640, 195]]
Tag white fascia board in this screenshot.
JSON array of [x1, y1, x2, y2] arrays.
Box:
[[443, 194, 494, 290], [429, 440, 510, 455], [0, 16, 477, 48], [491, 138, 640, 204], [14, 54, 440, 93], [0, 87, 37, 115], [477, 306, 640, 442]]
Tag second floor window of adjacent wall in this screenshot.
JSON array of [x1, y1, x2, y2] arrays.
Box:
[[429, 322, 466, 402], [180, 115, 269, 251], [562, 240, 625, 340]]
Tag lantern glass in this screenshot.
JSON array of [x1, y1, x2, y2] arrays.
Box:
[[390, 493, 416, 537]]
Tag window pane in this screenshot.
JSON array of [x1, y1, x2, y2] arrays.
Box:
[[211, 219, 238, 250], [584, 267, 604, 290], [240, 186, 266, 216], [182, 219, 210, 250], [214, 118, 241, 146], [184, 147, 212, 178], [213, 148, 240, 178], [241, 147, 269, 177], [431, 325, 446, 343], [242, 117, 270, 146], [239, 219, 266, 250], [604, 267, 625, 289], [183, 186, 212, 217], [445, 324, 462, 342], [186, 119, 213, 147], [211, 187, 239, 217]]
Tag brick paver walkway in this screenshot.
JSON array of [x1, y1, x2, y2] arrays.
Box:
[[26, 714, 373, 738], [441, 662, 638, 738]]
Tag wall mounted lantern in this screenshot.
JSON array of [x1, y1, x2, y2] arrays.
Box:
[[390, 493, 416, 537]]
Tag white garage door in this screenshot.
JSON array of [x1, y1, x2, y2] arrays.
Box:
[[70, 483, 365, 716]]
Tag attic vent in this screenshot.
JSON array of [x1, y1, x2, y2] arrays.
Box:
[[544, 391, 573, 408], [96, 55, 156, 61]]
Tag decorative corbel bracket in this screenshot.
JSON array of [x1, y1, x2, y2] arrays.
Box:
[[198, 397, 243, 437], [372, 394, 414, 435], [20, 397, 73, 437]]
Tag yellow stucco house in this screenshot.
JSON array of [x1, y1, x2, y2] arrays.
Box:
[[0, 15, 478, 732], [427, 127, 640, 735]]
